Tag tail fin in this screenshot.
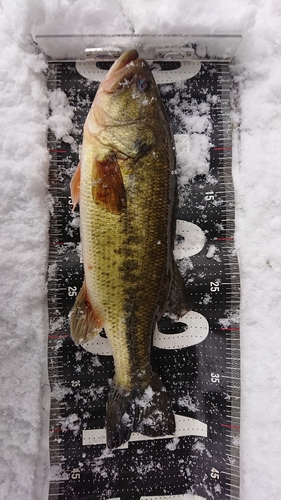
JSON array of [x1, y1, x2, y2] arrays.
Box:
[[105, 373, 175, 449]]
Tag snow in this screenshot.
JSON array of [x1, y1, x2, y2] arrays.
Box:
[[0, 1, 281, 499]]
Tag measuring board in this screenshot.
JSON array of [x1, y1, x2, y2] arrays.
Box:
[[47, 54, 240, 500]]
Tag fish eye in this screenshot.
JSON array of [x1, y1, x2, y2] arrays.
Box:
[[136, 77, 150, 92]]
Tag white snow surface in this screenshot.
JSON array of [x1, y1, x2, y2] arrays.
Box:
[[1, 1, 281, 499]]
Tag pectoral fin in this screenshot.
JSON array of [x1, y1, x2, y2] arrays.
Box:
[[70, 162, 81, 210], [69, 281, 103, 344], [166, 259, 191, 318], [92, 152, 126, 215]]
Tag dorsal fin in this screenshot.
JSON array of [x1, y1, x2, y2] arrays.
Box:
[[166, 259, 191, 318]]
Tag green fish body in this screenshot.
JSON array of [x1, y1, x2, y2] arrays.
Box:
[[70, 50, 188, 449]]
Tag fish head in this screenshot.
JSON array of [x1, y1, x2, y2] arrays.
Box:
[[90, 49, 161, 127]]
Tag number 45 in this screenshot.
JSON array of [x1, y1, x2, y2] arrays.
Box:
[[211, 467, 220, 479]]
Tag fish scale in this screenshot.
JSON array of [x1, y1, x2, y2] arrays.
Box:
[[80, 150, 173, 387]]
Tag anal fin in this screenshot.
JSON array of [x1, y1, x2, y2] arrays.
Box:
[[69, 281, 103, 344]]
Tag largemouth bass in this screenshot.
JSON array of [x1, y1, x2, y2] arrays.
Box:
[[70, 49, 189, 449]]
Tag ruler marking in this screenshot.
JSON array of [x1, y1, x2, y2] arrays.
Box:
[[46, 59, 240, 499]]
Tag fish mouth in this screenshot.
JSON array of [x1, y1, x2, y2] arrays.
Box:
[[111, 49, 139, 71], [101, 49, 140, 93]]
